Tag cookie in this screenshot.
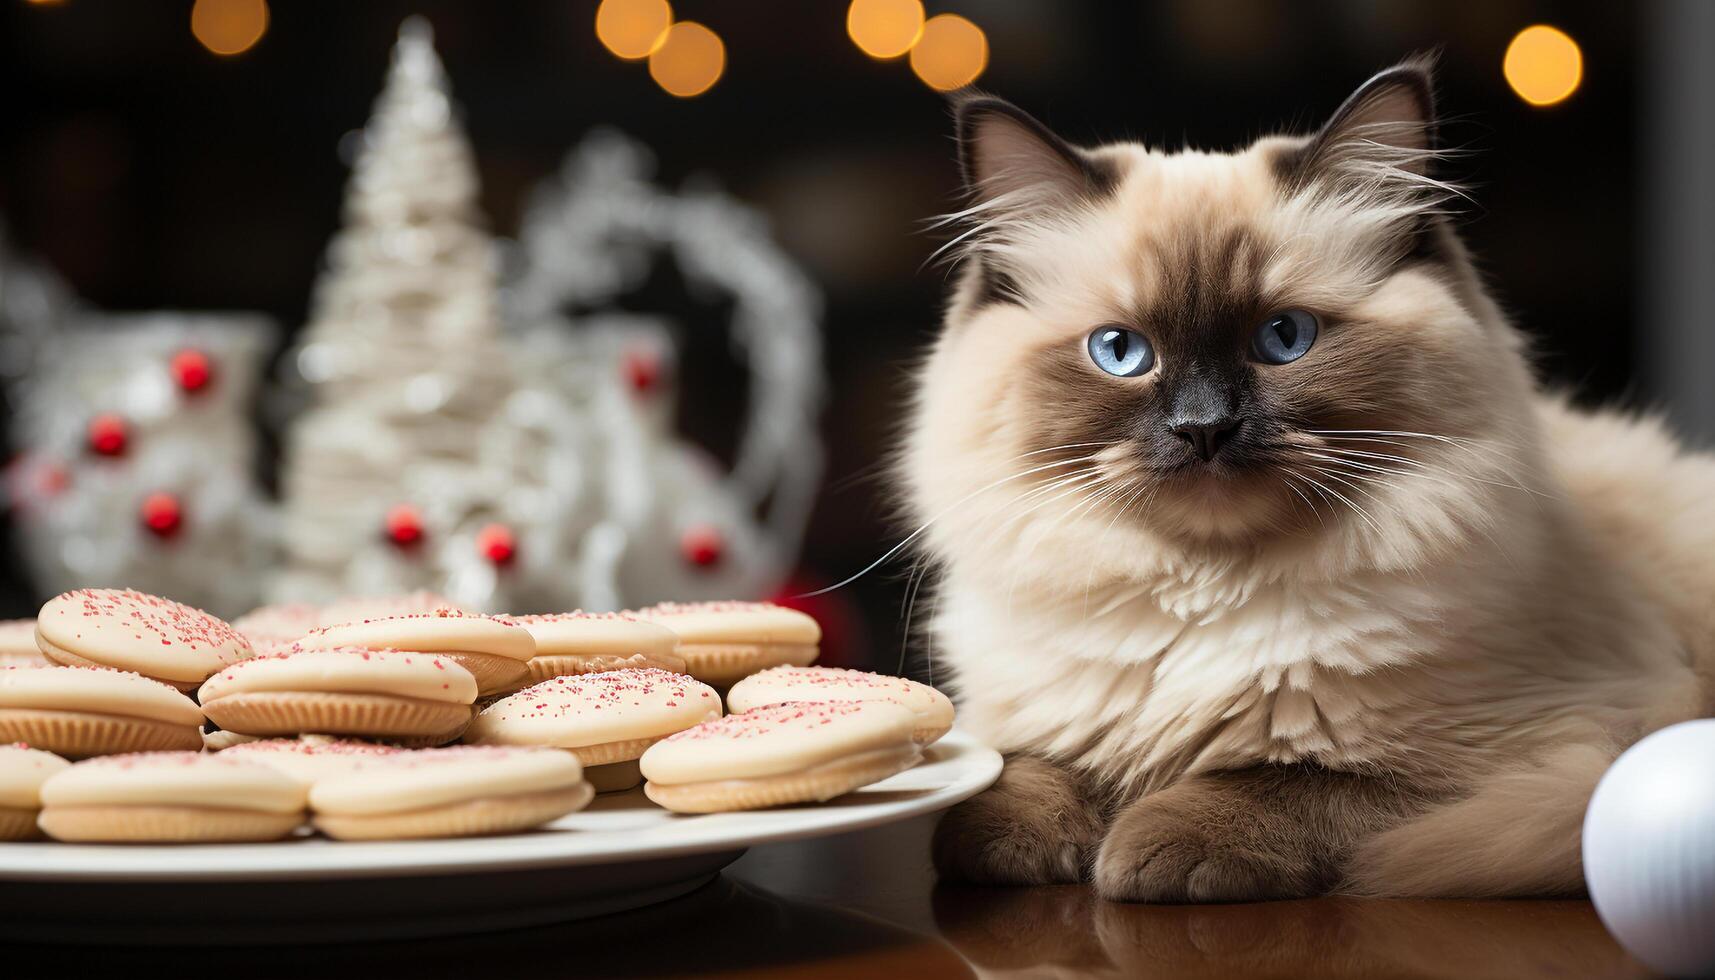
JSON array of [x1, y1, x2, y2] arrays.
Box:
[[507, 612, 685, 683], [726, 666, 956, 745], [636, 601, 820, 686], [464, 668, 721, 766], [585, 760, 642, 793], [298, 610, 533, 696], [0, 620, 48, 668], [315, 591, 465, 630], [0, 666, 204, 758], [199, 648, 477, 743], [201, 729, 262, 752], [35, 589, 252, 691], [230, 602, 321, 651], [0, 743, 70, 840], [309, 745, 592, 841], [37, 751, 308, 843], [640, 700, 921, 813], [221, 738, 405, 782]]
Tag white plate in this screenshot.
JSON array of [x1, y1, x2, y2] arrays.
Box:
[[0, 730, 1000, 944]]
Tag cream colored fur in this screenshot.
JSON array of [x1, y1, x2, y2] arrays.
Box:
[[905, 126, 1713, 897]]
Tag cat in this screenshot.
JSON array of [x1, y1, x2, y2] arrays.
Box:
[[903, 56, 1715, 901]]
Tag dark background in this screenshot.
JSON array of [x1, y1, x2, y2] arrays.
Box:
[[0, 1, 1652, 667]]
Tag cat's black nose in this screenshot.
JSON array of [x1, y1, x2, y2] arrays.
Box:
[[1169, 416, 1241, 461]]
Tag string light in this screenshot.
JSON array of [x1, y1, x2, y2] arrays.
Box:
[[847, 0, 924, 60], [595, 0, 673, 61], [648, 21, 725, 98], [909, 13, 987, 91], [1504, 24, 1582, 107], [190, 0, 269, 57]]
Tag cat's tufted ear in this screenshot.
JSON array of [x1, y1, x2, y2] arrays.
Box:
[[954, 94, 1112, 215], [1292, 56, 1439, 184]]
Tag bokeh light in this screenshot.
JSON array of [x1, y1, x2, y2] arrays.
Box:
[[648, 21, 725, 98], [190, 0, 269, 57], [846, 0, 924, 60], [595, 0, 673, 61], [1504, 24, 1583, 107], [909, 14, 987, 92]]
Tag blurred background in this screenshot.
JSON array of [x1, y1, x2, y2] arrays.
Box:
[[0, 0, 1709, 673]]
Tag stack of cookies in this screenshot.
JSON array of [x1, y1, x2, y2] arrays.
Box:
[[0, 587, 955, 844]]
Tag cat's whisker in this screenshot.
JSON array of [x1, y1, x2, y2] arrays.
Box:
[[1312, 446, 1548, 499], [794, 452, 1107, 598], [1277, 470, 1326, 527], [1294, 468, 1387, 539]]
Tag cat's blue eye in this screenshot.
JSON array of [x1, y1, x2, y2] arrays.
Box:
[[1252, 310, 1318, 365], [1087, 326, 1154, 377]]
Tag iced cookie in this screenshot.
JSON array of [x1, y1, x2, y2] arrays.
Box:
[[38, 751, 308, 843], [640, 701, 921, 813], [465, 668, 721, 766], [316, 591, 466, 629], [726, 666, 956, 745], [0, 666, 203, 757], [299, 610, 533, 696], [310, 745, 592, 841], [201, 729, 262, 751], [222, 738, 404, 783], [199, 648, 477, 743], [585, 760, 642, 793], [0, 620, 47, 667], [35, 588, 252, 691], [508, 612, 685, 684], [231, 602, 321, 651], [636, 602, 820, 686], [0, 744, 70, 840]]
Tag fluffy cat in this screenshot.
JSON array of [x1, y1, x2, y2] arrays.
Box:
[[904, 57, 1715, 901]]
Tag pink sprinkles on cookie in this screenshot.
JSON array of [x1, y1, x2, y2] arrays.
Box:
[[503, 668, 712, 717], [664, 701, 869, 741], [60, 588, 246, 658], [639, 601, 787, 615], [507, 611, 642, 623]]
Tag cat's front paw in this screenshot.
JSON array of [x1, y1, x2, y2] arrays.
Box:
[[932, 756, 1099, 886], [1093, 796, 1319, 903]]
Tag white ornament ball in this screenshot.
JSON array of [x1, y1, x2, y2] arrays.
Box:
[[1584, 720, 1715, 978]]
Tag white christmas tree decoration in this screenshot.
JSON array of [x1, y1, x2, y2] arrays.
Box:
[[2, 303, 279, 617], [0, 22, 826, 619], [277, 17, 539, 608], [505, 129, 826, 609]]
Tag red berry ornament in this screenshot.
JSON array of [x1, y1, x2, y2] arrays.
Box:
[[680, 524, 725, 569], [87, 414, 129, 457], [170, 348, 214, 394], [476, 523, 516, 565], [384, 504, 424, 547], [622, 348, 663, 395], [140, 492, 183, 538]]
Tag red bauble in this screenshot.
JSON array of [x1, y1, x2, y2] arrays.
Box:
[[679, 524, 725, 569], [476, 523, 516, 565], [140, 492, 183, 538], [384, 504, 425, 547], [621, 348, 663, 395], [87, 414, 129, 457], [170, 348, 214, 394]]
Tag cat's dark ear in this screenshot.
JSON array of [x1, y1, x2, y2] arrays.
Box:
[[954, 94, 1112, 214], [1293, 55, 1439, 183]]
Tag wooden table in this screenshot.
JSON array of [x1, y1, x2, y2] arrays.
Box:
[[0, 814, 1659, 978]]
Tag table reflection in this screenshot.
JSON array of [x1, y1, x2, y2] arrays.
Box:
[[933, 884, 1654, 980]]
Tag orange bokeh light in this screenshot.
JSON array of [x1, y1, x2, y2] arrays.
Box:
[[1503, 24, 1583, 107], [648, 21, 725, 99], [909, 13, 987, 92], [846, 0, 925, 60], [595, 0, 673, 61], [190, 0, 269, 57]]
